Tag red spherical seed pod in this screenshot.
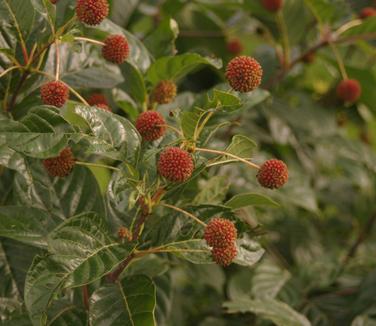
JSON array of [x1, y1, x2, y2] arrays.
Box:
[[150, 80, 177, 104], [76, 0, 109, 26], [43, 148, 75, 178], [102, 34, 129, 64], [87, 93, 108, 106], [336, 79, 361, 103], [226, 39, 244, 56], [136, 111, 166, 141], [95, 103, 111, 112], [211, 243, 237, 266], [50, 0, 58, 4], [359, 7, 376, 19], [257, 159, 288, 189], [261, 0, 283, 12], [157, 147, 194, 183], [204, 218, 237, 249], [118, 227, 132, 241], [225, 56, 263, 93], [40, 81, 69, 108]]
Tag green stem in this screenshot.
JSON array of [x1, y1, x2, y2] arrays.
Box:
[[276, 10, 290, 68]]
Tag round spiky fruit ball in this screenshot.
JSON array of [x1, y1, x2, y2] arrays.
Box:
[[96, 103, 111, 112], [87, 93, 108, 106], [150, 80, 177, 104], [336, 79, 361, 103], [211, 244, 237, 266], [43, 148, 75, 177], [257, 159, 288, 189], [261, 0, 283, 12], [227, 38, 243, 56], [225, 56, 263, 92], [118, 226, 132, 241], [76, 0, 109, 26], [359, 7, 376, 19], [102, 34, 129, 64], [136, 111, 166, 141], [50, 0, 58, 4], [157, 147, 194, 183], [40, 81, 69, 108], [204, 218, 237, 249]]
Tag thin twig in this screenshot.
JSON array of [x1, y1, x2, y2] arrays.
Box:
[[74, 37, 105, 46], [161, 203, 207, 227]]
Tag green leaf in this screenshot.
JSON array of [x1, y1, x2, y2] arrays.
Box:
[[0, 106, 73, 158], [25, 213, 136, 325], [224, 298, 311, 326], [71, 105, 141, 161], [205, 89, 241, 112], [304, 0, 342, 25], [339, 17, 376, 38], [146, 53, 222, 85], [0, 145, 32, 185], [119, 61, 147, 104], [89, 275, 156, 326], [234, 238, 265, 267], [0, 206, 57, 248], [193, 176, 229, 205], [13, 164, 105, 219], [225, 193, 280, 209], [144, 18, 179, 58], [180, 109, 203, 139]]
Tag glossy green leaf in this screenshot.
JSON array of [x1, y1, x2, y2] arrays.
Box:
[[119, 61, 147, 104], [205, 89, 241, 112], [234, 238, 265, 267], [89, 275, 156, 326], [146, 53, 222, 85], [0, 145, 32, 185], [226, 193, 280, 209], [0, 206, 56, 248], [225, 135, 257, 158], [224, 298, 311, 326]]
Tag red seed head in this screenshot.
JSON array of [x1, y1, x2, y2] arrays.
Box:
[[257, 159, 288, 189], [227, 39, 244, 56], [102, 34, 129, 64], [118, 226, 132, 241], [43, 148, 75, 177], [211, 244, 237, 266], [87, 93, 108, 106], [136, 111, 166, 141], [40, 81, 69, 108], [157, 147, 194, 183], [96, 103, 111, 112], [225, 56, 263, 92], [204, 218, 237, 248], [261, 0, 283, 12], [50, 0, 58, 4], [76, 0, 109, 26], [359, 7, 376, 19], [336, 79, 361, 103], [150, 80, 177, 104]]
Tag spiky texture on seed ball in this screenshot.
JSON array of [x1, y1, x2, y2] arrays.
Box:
[[40, 81, 69, 108], [261, 0, 283, 12], [43, 148, 75, 177], [87, 93, 108, 106], [150, 80, 177, 104], [96, 103, 111, 112], [204, 218, 237, 249], [157, 147, 194, 183], [136, 111, 166, 141], [336, 79, 361, 103], [227, 39, 243, 56], [359, 7, 376, 19], [102, 34, 129, 64], [118, 227, 132, 241], [225, 56, 263, 92], [211, 244, 237, 266], [257, 159, 288, 189], [76, 0, 109, 26]]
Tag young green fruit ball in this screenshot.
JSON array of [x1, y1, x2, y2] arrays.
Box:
[[225, 56, 263, 92], [336, 79, 361, 103], [261, 0, 283, 12], [76, 0, 109, 26], [136, 111, 166, 141], [212, 244, 237, 266], [102, 34, 129, 64], [43, 148, 75, 177], [204, 218, 237, 248], [40, 81, 69, 108], [151, 80, 177, 104], [157, 147, 194, 183], [257, 159, 288, 189]]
